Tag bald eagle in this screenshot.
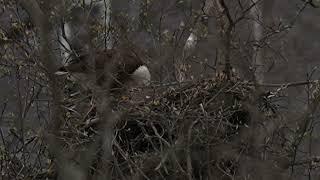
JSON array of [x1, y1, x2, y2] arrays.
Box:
[[55, 47, 151, 91]]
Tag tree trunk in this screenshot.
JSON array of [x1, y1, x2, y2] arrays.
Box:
[[250, 0, 264, 84]]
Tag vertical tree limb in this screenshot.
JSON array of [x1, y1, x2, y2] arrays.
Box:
[[17, 1, 84, 179], [250, 0, 264, 84]]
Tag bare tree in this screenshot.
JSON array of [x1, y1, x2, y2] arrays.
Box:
[[1, 0, 320, 179]]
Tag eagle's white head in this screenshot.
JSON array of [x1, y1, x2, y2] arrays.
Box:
[[131, 65, 151, 86]]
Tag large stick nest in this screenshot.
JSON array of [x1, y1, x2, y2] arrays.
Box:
[[59, 78, 279, 179]]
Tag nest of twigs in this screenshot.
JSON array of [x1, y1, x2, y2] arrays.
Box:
[[114, 79, 253, 151], [59, 78, 277, 179]]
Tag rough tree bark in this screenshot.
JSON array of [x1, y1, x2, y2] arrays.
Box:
[[250, 0, 264, 84], [204, 0, 233, 79]]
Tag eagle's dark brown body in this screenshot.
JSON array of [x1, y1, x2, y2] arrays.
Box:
[[57, 47, 150, 90]]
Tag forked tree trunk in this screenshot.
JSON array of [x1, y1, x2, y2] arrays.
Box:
[[205, 0, 233, 79], [250, 0, 264, 84]]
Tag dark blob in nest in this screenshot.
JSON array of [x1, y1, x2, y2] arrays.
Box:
[[112, 79, 255, 175]]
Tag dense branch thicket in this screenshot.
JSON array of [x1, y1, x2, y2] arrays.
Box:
[[1, 0, 320, 179]]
